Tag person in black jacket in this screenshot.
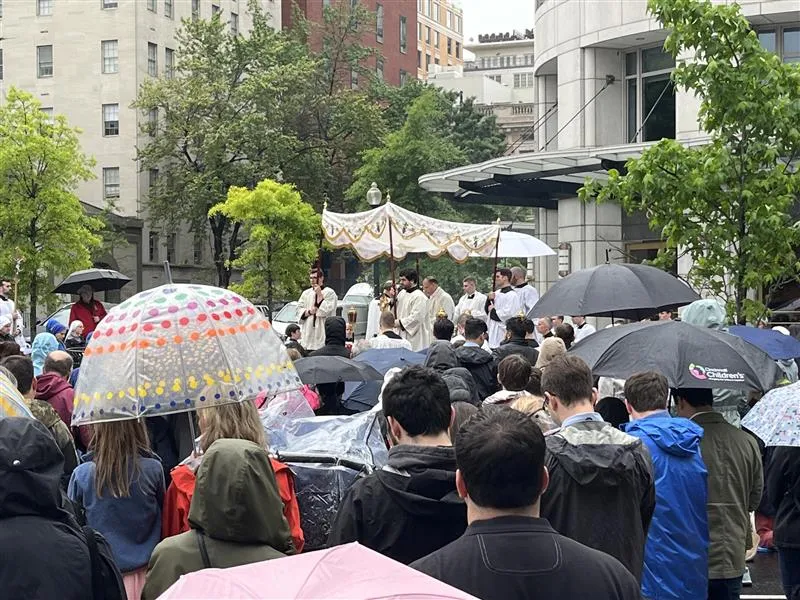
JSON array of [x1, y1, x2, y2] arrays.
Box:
[[327, 366, 466, 564], [768, 445, 800, 599], [455, 318, 497, 401], [493, 316, 539, 366], [411, 407, 641, 600], [284, 323, 307, 357], [540, 355, 655, 582], [0, 417, 94, 599], [309, 317, 350, 414]]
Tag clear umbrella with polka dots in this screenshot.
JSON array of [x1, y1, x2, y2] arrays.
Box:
[[71, 282, 301, 426]]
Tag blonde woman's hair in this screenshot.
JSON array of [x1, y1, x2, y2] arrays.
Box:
[[92, 420, 151, 498], [199, 401, 265, 454], [535, 337, 567, 369]]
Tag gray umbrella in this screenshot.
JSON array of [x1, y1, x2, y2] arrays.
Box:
[[53, 268, 131, 294], [528, 263, 700, 321], [568, 320, 780, 391], [293, 356, 384, 386]]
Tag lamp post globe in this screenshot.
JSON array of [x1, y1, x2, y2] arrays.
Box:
[[366, 182, 382, 207]]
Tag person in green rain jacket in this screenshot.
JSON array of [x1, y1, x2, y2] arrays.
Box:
[[141, 439, 294, 600]]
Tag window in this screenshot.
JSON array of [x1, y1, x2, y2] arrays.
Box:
[[425, 26, 431, 44], [447, 37, 452, 55], [40, 107, 54, 121], [417, 50, 421, 68], [230, 12, 238, 35], [164, 0, 172, 18], [148, 108, 158, 134], [211, 4, 220, 16], [165, 48, 174, 78], [148, 232, 159, 262], [350, 68, 358, 89], [166, 234, 176, 264], [37, 0, 53, 16], [399, 16, 407, 53], [513, 72, 533, 88], [625, 46, 675, 143], [147, 0, 156, 11], [102, 0, 118, 8], [418, 23, 421, 41], [147, 42, 158, 76], [455, 15, 461, 33], [455, 41, 460, 59], [488, 74, 501, 83], [376, 58, 384, 81], [102, 103, 119, 136], [426, 0, 432, 16], [101, 40, 118, 74], [426, 53, 431, 68], [149, 168, 159, 190], [759, 27, 800, 63], [103, 167, 120, 200], [446, 10, 452, 29], [376, 4, 383, 43], [435, 31, 440, 47], [191, 0, 199, 19], [400, 70, 408, 87], [193, 236, 204, 264], [433, 2, 439, 22], [37, 45, 53, 78]]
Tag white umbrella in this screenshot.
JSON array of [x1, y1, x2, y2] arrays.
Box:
[[493, 230, 555, 258]]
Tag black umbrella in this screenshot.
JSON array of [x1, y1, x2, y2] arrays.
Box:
[[53, 268, 131, 294], [569, 320, 780, 391], [293, 356, 384, 386], [528, 263, 700, 321]]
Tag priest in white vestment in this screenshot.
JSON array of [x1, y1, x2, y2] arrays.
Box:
[[422, 277, 455, 326], [453, 277, 488, 324], [485, 268, 523, 349], [297, 269, 338, 351], [510, 266, 540, 314], [394, 269, 430, 351]]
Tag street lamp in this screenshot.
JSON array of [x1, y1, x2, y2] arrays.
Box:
[[367, 183, 383, 296], [366, 182, 382, 207]]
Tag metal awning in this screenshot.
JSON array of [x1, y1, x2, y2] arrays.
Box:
[[419, 138, 711, 208]]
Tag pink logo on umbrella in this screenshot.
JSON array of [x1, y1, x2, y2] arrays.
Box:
[[689, 364, 708, 380]]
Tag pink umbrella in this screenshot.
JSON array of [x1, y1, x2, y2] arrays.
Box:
[[158, 542, 477, 599]]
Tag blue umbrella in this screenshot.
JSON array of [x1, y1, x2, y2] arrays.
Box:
[[343, 348, 426, 412], [727, 326, 800, 360]]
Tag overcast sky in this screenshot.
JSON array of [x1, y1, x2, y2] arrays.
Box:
[[459, 0, 535, 44]]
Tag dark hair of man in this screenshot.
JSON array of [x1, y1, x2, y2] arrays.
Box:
[[456, 407, 546, 509], [310, 268, 326, 281], [0, 278, 10, 286], [0, 341, 21, 361], [462, 277, 476, 285], [399, 268, 418, 284], [672, 387, 713, 408], [625, 371, 669, 413], [540, 354, 593, 407], [285, 323, 300, 337], [1, 355, 34, 395], [498, 354, 532, 391], [505, 316, 526, 339], [433, 318, 454, 341], [526, 367, 543, 396], [554, 323, 575, 348], [523, 318, 535, 335], [382, 280, 394, 292], [382, 366, 451, 436], [496, 268, 512, 281], [44, 353, 73, 378], [463, 317, 488, 341]]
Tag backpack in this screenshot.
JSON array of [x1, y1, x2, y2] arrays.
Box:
[[83, 525, 127, 600]]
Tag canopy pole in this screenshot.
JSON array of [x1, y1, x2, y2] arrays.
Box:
[[388, 214, 396, 317], [491, 220, 501, 292], [415, 256, 420, 280]]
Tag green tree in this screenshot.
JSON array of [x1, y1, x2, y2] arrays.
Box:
[[580, 0, 800, 324], [209, 179, 320, 317], [0, 88, 103, 328], [134, 3, 315, 287]]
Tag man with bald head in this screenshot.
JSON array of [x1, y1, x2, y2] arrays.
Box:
[[35, 350, 75, 429], [511, 266, 540, 315]]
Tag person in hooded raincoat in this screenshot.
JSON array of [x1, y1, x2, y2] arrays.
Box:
[[622, 372, 709, 600], [30, 332, 60, 377], [142, 439, 294, 600]]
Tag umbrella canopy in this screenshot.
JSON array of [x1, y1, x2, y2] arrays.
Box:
[[53, 268, 131, 294], [727, 326, 800, 360], [528, 263, 700, 320], [159, 542, 478, 599], [0, 369, 34, 419], [741, 382, 800, 446], [343, 348, 426, 412], [569, 320, 780, 391], [293, 356, 383, 386], [72, 284, 301, 425], [477, 230, 555, 259]]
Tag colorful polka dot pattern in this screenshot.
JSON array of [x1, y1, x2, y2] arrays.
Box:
[[0, 372, 34, 419], [72, 284, 301, 426]]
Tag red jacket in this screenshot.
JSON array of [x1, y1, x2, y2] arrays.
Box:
[[162, 457, 305, 553], [68, 300, 107, 335], [34, 372, 92, 450]]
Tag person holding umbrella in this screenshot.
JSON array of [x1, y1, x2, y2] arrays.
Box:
[[68, 284, 107, 336]]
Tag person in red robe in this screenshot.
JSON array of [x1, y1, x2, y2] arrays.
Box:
[[68, 284, 107, 335]]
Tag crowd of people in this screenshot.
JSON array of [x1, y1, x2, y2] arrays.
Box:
[[1, 268, 799, 600]]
